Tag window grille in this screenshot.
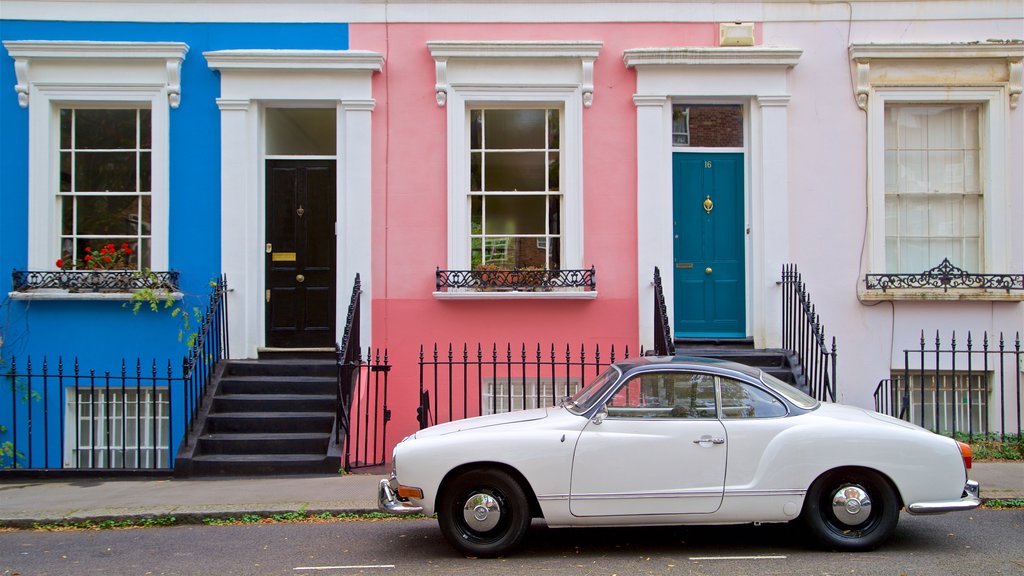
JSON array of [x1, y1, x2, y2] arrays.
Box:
[[64, 387, 170, 468], [900, 372, 989, 435], [482, 377, 583, 415]]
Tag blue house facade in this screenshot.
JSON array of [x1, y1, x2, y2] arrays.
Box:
[[1, 20, 360, 468]]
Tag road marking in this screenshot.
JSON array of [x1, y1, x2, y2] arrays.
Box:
[[689, 555, 787, 561], [294, 565, 395, 571]]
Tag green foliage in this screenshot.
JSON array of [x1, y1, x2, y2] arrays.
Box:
[[127, 270, 202, 348], [956, 433, 1024, 461], [33, 516, 177, 531], [983, 498, 1024, 509]]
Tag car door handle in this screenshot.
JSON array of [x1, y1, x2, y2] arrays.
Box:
[[693, 436, 725, 445]]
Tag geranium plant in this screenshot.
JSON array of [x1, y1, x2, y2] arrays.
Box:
[[56, 243, 134, 271]]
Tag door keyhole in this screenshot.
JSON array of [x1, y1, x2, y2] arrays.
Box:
[[296, 205, 305, 218]]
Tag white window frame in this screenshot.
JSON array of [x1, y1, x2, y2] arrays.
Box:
[[850, 43, 1023, 301], [63, 386, 170, 468], [429, 41, 601, 299], [3, 41, 186, 280]]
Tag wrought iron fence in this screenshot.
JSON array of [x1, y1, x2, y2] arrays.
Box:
[[436, 267, 596, 292], [2, 276, 228, 471], [781, 264, 837, 402], [335, 274, 391, 471], [417, 342, 634, 429], [652, 267, 676, 356], [874, 331, 1022, 440]]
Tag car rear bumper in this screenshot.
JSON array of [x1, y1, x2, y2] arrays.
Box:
[[906, 480, 982, 514], [378, 476, 425, 516]]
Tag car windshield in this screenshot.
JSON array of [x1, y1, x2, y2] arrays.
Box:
[[759, 371, 820, 410], [564, 366, 621, 414]]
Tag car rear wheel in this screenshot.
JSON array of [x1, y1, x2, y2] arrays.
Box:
[[802, 468, 899, 551], [437, 468, 531, 558]]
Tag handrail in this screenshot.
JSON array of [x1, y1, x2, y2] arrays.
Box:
[[335, 274, 362, 470], [653, 267, 676, 356], [781, 264, 837, 402], [182, 275, 229, 445]]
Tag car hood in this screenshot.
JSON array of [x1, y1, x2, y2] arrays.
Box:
[[415, 407, 550, 439]]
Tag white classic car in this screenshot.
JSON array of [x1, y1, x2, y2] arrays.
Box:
[[379, 356, 980, 557]]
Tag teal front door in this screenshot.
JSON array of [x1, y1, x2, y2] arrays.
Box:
[[673, 152, 745, 338]]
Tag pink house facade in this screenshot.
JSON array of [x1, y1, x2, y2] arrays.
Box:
[[3, 0, 1021, 466]]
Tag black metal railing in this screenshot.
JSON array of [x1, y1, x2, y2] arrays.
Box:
[[781, 264, 837, 402], [652, 267, 676, 356], [2, 276, 228, 471], [335, 274, 391, 471], [417, 342, 633, 429], [12, 270, 180, 293], [436, 267, 596, 292], [874, 331, 1022, 441], [865, 258, 1024, 293], [181, 275, 229, 446]]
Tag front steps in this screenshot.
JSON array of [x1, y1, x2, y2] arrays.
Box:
[[175, 352, 341, 476], [675, 339, 807, 392]]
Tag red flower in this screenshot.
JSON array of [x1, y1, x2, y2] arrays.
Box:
[[84, 246, 92, 253], [100, 248, 109, 255], [103, 256, 112, 263], [84, 255, 92, 261], [55, 259, 64, 268], [124, 247, 133, 255]]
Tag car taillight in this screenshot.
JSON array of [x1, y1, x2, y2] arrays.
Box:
[[957, 441, 972, 470]]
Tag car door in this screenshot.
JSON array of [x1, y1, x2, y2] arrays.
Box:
[[569, 370, 727, 517]]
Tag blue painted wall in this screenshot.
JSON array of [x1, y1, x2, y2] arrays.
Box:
[[0, 21, 349, 467]]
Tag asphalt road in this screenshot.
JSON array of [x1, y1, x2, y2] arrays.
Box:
[[2, 510, 1022, 576]]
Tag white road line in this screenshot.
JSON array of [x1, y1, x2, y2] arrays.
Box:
[[294, 565, 396, 571], [689, 555, 787, 561]]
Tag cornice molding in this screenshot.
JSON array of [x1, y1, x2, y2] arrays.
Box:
[[623, 47, 802, 68], [849, 42, 1024, 110], [204, 49, 384, 72], [3, 40, 189, 108], [427, 41, 603, 108]]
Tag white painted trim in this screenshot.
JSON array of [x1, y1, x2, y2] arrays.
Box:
[[9, 290, 184, 301], [629, 47, 799, 350], [435, 43, 596, 273], [3, 0, 1021, 24], [2, 40, 186, 273], [206, 49, 382, 358], [428, 41, 601, 108]]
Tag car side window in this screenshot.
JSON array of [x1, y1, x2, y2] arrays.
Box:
[[720, 378, 787, 418], [606, 372, 717, 419]]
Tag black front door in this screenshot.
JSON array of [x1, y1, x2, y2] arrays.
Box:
[[265, 160, 336, 348]]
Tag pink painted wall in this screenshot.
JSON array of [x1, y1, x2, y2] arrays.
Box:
[[349, 22, 725, 449]]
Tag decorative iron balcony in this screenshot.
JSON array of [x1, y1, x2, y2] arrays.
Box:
[[865, 259, 1024, 293], [436, 267, 596, 292], [11, 270, 180, 293]]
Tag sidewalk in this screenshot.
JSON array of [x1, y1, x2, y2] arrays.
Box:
[[0, 462, 1020, 529]]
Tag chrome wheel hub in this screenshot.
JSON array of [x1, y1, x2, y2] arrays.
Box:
[[832, 484, 872, 526], [463, 492, 501, 532]]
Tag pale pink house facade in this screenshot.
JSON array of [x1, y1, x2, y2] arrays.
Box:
[[3, 0, 1022, 458]]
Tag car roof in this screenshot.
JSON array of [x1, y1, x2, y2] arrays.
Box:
[[613, 354, 764, 380]]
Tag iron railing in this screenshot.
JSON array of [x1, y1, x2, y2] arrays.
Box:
[[874, 331, 1022, 440], [417, 342, 634, 428], [865, 258, 1024, 293], [2, 276, 228, 471], [781, 264, 837, 402], [335, 274, 391, 471], [12, 270, 180, 293], [436, 267, 596, 292], [652, 267, 676, 356]]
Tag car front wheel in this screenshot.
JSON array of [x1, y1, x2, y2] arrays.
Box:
[[437, 467, 531, 558], [802, 468, 900, 551]]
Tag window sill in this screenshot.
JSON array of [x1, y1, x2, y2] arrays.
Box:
[[433, 289, 598, 300], [9, 289, 184, 301], [858, 288, 1024, 302]]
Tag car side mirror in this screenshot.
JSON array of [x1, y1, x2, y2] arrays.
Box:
[[592, 405, 608, 425]]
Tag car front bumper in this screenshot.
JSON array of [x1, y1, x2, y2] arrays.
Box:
[[378, 476, 425, 516], [906, 480, 982, 514]]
